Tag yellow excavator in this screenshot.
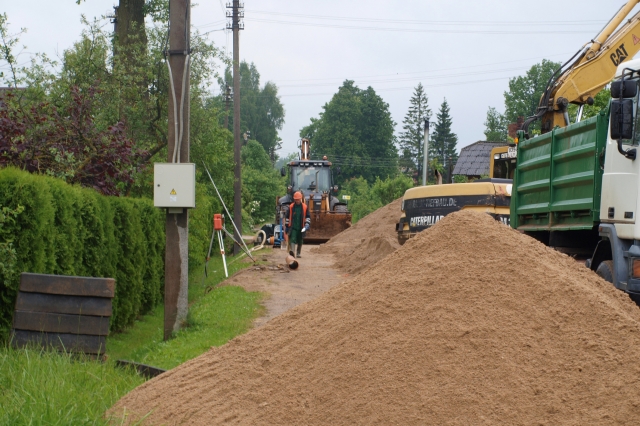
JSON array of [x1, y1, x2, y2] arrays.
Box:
[[396, 164, 513, 245], [522, 0, 640, 134], [398, 0, 640, 244]]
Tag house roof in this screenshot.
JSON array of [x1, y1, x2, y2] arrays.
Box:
[[452, 141, 507, 176]]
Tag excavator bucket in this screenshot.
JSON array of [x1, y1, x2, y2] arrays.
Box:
[[304, 211, 352, 243]]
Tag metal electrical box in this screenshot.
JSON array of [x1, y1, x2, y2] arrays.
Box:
[[154, 163, 196, 209]]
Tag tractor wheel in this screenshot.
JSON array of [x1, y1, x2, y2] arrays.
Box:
[[335, 205, 348, 213], [595, 260, 614, 283]]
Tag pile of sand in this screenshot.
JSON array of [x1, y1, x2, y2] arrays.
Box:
[[109, 210, 640, 425], [315, 198, 402, 274]]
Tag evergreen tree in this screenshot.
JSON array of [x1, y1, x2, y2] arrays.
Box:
[[430, 99, 458, 183], [484, 107, 508, 141], [398, 83, 431, 180]]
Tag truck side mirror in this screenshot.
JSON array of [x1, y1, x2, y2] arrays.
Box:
[[611, 99, 634, 140], [280, 166, 286, 177], [611, 99, 636, 160], [611, 80, 638, 98]]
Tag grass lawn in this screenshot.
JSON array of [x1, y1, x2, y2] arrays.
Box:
[[0, 251, 267, 425], [107, 251, 267, 369]]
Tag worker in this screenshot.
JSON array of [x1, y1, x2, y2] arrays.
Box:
[[285, 191, 310, 258]]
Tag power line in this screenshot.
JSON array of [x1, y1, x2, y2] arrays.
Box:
[[245, 18, 598, 35], [277, 66, 530, 88], [274, 76, 519, 98], [265, 52, 574, 84], [245, 9, 606, 27]]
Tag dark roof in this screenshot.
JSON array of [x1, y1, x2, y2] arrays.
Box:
[[452, 141, 507, 176]]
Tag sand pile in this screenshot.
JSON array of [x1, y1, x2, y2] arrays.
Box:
[[315, 197, 402, 274], [109, 210, 640, 425]]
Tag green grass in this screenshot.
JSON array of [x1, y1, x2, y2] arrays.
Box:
[[0, 251, 267, 425], [0, 347, 144, 425], [107, 252, 266, 369]]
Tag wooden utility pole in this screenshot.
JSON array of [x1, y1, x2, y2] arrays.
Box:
[[164, 0, 191, 340], [227, 1, 244, 255]]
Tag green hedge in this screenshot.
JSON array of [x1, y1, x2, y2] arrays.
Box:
[[0, 168, 165, 340]]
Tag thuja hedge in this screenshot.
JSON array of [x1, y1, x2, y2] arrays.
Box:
[[0, 168, 165, 341]]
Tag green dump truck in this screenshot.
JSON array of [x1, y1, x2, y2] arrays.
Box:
[[511, 59, 640, 297]]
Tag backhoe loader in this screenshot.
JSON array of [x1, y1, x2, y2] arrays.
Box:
[[268, 139, 351, 245]]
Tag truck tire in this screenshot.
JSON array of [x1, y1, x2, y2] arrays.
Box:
[[596, 260, 614, 283], [334, 205, 348, 213]]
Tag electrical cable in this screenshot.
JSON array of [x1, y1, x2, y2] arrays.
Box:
[[245, 9, 605, 27], [244, 17, 597, 35], [177, 54, 190, 163], [167, 60, 179, 163]]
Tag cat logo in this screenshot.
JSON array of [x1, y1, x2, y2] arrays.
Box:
[[170, 189, 177, 195], [610, 43, 629, 66]]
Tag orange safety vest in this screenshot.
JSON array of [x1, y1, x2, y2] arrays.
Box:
[[287, 202, 308, 228]]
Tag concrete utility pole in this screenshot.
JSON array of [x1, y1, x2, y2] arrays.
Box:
[[164, 0, 191, 341], [227, 0, 244, 255], [422, 118, 430, 186]]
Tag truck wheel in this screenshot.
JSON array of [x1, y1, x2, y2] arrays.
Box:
[[595, 260, 614, 283], [334, 205, 348, 213]]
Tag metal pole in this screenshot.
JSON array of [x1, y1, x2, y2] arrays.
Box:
[[164, 0, 190, 341], [422, 118, 430, 186]]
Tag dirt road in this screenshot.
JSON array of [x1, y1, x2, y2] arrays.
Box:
[[224, 245, 345, 328]]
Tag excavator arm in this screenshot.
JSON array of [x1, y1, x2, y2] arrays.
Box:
[[524, 0, 640, 134]]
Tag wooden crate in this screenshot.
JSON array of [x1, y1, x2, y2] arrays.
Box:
[[11, 273, 115, 355]]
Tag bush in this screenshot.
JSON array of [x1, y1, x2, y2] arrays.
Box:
[[0, 168, 164, 340], [340, 175, 413, 223]]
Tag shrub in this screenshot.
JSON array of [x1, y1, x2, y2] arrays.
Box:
[[0, 168, 164, 340]]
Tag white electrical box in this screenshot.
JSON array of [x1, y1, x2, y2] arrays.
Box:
[[154, 163, 196, 208]]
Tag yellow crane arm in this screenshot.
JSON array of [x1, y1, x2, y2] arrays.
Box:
[[525, 0, 640, 133]]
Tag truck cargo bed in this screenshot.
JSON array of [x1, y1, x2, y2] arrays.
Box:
[[511, 111, 609, 231]]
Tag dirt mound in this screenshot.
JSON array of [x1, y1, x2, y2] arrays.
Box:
[[109, 210, 640, 425], [315, 197, 402, 274], [333, 235, 398, 275]]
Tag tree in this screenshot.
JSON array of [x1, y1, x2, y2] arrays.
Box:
[[221, 62, 285, 162], [1, 9, 224, 196], [483, 107, 508, 141], [568, 88, 611, 122], [398, 83, 431, 179], [503, 59, 561, 133], [430, 99, 458, 183], [241, 140, 285, 225], [299, 80, 397, 185]]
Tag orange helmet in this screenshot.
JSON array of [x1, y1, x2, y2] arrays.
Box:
[[293, 191, 303, 201]]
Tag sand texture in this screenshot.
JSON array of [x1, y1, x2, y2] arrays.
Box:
[[109, 210, 640, 425]]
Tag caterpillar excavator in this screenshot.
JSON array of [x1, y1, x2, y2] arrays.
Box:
[[522, 0, 640, 134], [396, 159, 513, 245], [397, 0, 640, 244]]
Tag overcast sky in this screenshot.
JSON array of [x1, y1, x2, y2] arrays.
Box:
[[3, 1, 638, 159]]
